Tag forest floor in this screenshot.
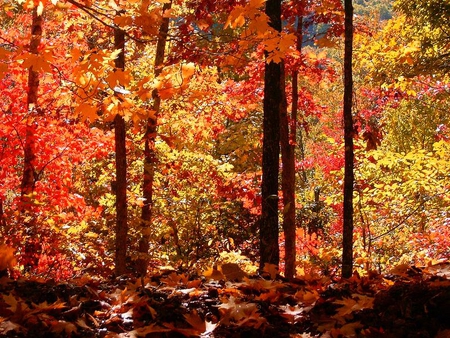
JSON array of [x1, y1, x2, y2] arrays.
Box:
[[1, 262, 450, 338]]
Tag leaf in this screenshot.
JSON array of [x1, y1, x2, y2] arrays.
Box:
[[263, 263, 278, 280], [184, 311, 217, 335], [203, 266, 224, 281], [37, 1, 44, 16], [0, 320, 22, 335], [49, 320, 77, 335], [124, 323, 170, 338], [333, 294, 374, 318], [0, 245, 16, 271], [220, 263, 247, 281], [2, 293, 18, 313], [225, 6, 246, 29], [20, 54, 52, 73], [75, 103, 98, 122], [315, 36, 338, 48], [219, 296, 259, 323], [280, 304, 304, 323]]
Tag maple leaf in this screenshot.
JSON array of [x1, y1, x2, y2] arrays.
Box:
[[333, 294, 374, 318], [255, 288, 279, 302], [219, 295, 263, 327], [263, 263, 278, 279], [49, 320, 77, 335], [203, 266, 224, 281], [0, 245, 16, 271], [2, 293, 18, 313], [280, 304, 304, 324], [0, 320, 22, 335], [220, 263, 247, 281], [225, 5, 246, 29], [123, 323, 170, 338], [75, 103, 98, 122], [183, 311, 217, 336], [20, 54, 52, 73]]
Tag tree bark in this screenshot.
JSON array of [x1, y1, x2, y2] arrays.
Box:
[[137, 1, 171, 276], [280, 12, 304, 280], [21, 7, 42, 210], [342, 0, 355, 279], [113, 22, 128, 276], [21, 7, 43, 269], [260, 0, 282, 272], [280, 64, 295, 279]]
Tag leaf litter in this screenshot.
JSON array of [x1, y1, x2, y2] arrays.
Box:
[[0, 262, 450, 337]]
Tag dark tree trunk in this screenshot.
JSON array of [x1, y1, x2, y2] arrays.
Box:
[[342, 0, 355, 279], [21, 7, 42, 209], [21, 7, 43, 269], [137, 1, 171, 276], [260, 0, 282, 272], [113, 23, 128, 276]]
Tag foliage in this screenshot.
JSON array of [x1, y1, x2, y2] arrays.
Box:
[[0, 0, 449, 284]]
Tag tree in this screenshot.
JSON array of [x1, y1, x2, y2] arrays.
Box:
[[20, 5, 43, 269], [113, 21, 128, 276], [394, 0, 450, 78], [342, 0, 354, 279], [280, 4, 305, 280], [260, 0, 282, 272], [137, 1, 172, 275]]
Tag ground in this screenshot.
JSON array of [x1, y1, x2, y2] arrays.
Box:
[[0, 263, 450, 337]]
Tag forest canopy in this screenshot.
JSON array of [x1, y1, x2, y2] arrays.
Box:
[[0, 0, 448, 282]]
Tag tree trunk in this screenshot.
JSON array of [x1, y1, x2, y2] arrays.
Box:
[[260, 0, 282, 273], [342, 0, 355, 279], [137, 1, 171, 276], [113, 22, 128, 276], [21, 7, 43, 269], [280, 12, 304, 280], [280, 64, 295, 280], [21, 7, 42, 210]]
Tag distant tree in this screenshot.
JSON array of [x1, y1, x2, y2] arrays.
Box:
[[394, 0, 450, 78]]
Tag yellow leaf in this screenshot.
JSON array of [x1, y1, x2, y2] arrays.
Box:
[[203, 266, 224, 281], [37, 1, 44, 16], [181, 62, 196, 80]]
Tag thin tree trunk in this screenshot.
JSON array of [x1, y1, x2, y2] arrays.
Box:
[[280, 13, 304, 280], [21, 7, 42, 209], [137, 1, 171, 276], [113, 22, 128, 276], [342, 0, 355, 279], [0, 198, 5, 229], [293, 15, 307, 188], [260, 0, 282, 273], [280, 63, 295, 279], [21, 7, 43, 269]]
